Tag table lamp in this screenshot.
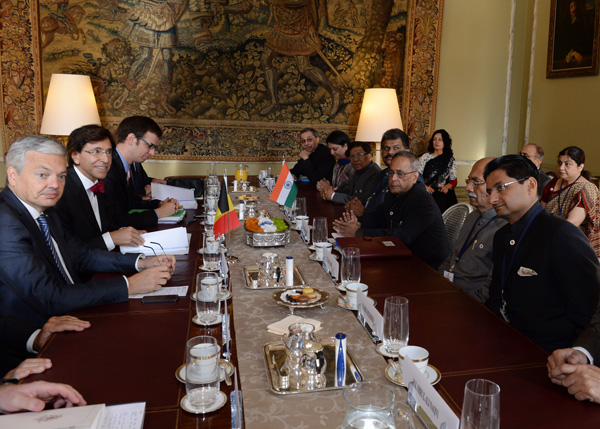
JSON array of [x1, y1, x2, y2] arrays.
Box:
[[354, 88, 403, 165], [40, 74, 101, 139]]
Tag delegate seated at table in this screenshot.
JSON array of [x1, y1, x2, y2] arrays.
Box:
[[53, 125, 146, 252], [320, 142, 381, 205], [484, 155, 600, 352], [290, 128, 335, 185], [332, 151, 449, 269], [0, 136, 175, 370], [103, 116, 179, 229], [438, 157, 507, 303], [315, 130, 354, 195]]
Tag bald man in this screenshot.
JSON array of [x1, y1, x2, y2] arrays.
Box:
[[520, 144, 551, 192]]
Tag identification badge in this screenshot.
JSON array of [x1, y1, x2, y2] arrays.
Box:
[[443, 270, 454, 282]]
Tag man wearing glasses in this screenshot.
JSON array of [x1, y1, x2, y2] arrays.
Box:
[[321, 142, 381, 204], [333, 151, 449, 269], [484, 155, 599, 352], [53, 125, 145, 253], [290, 128, 335, 185], [104, 116, 179, 228], [438, 158, 506, 303], [519, 144, 552, 192]]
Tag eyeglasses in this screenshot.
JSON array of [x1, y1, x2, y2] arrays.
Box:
[[465, 177, 485, 186], [389, 169, 417, 179], [487, 178, 526, 194], [349, 152, 368, 160], [139, 137, 157, 151], [81, 148, 112, 157]]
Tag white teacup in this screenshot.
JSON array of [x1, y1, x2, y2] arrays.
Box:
[[399, 345, 429, 374], [345, 282, 368, 310], [188, 343, 220, 383], [295, 215, 309, 229], [314, 242, 332, 261]]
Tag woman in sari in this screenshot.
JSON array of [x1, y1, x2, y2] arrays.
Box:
[[418, 129, 458, 213], [316, 130, 354, 194], [542, 146, 600, 257]]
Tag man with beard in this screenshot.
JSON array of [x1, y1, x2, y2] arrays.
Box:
[[438, 157, 507, 303]]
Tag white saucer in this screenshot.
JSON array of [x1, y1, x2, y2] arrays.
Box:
[[192, 314, 221, 326], [336, 283, 347, 292], [199, 265, 219, 272], [376, 343, 400, 358], [197, 247, 227, 255], [192, 290, 231, 302], [181, 391, 227, 414], [308, 253, 338, 262], [176, 360, 234, 384], [384, 363, 441, 387], [337, 296, 376, 311], [307, 244, 316, 251]]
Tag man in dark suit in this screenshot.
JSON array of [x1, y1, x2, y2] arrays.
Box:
[[103, 116, 178, 229], [53, 125, 145, 251], [484, 155, 600, 352], [289, 128, 335, 185], [0, 135, 174, 368]]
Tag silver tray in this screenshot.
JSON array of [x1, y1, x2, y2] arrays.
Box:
[[244, 219, 291, 247], [263, 339, 363, 395], [243, 265, 306, 289]]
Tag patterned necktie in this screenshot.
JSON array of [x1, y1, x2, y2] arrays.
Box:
[[37, 214, 71, 283], [90, 180, 104, 196]]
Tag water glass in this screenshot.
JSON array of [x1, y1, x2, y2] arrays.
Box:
[[195, 272, 221, 324], [341, 247, 361, 285], [203, 232, 220, 271], [342, 381, 396, 429], [383, 296, 409, 356], [205, 195, 218, 212], [313, 217, 328, 244], [295, 197, 307, 217], [206, 184, 219, 198], [186, 336, 220, 408], [460, 379, 500, 429]]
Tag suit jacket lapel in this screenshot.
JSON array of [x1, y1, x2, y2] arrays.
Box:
[[68, 167, 103, 234]]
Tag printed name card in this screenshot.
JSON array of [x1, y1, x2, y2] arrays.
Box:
[[403, 358, 459, 429], [357, 290, 383, 339], [300, 220, 311, 244], [322, 249, 339, 280]]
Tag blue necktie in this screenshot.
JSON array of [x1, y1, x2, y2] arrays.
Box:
[[38, 214, 71, 283]]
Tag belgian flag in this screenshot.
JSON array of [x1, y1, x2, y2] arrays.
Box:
[[213, 179, 241, 236]]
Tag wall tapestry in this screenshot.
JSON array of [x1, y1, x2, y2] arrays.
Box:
[[0, 0, 443, 160]]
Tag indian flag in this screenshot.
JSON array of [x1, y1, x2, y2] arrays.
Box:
[[269, 161, 298, 208]]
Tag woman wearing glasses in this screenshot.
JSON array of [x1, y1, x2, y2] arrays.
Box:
[[541, 146, 600, 257], [316, 130, 354, 195], [418, 129, 458, 213]]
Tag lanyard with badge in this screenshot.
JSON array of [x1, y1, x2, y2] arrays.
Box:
[[443, 215, 498, 282], [499, 205, 543, 322]]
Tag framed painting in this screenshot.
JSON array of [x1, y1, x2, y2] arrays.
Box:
[[0, 0, 444, 160], [547, 0, 600, 78]]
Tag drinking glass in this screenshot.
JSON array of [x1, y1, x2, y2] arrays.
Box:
[[206, 184, 219, 198], [460, 379, 500, 429], [203, 232, 220, 271], [313, 217, 328, 245], [195, 272, 221, 324], [341, 247, 361, 285], [382, 296, 409, 356], [205, 195, 218, 212], [186, 336, 221, 408], [295, 197, 307, 217], [342, 381, 396, 429]]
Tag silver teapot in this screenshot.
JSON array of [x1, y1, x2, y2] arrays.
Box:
[[282, 323, 317, 388], [300, 340, 327, 390]]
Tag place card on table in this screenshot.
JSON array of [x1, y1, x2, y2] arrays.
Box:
[[300, 219, 311, 244], [356, 290, 383, 340], [403, 357, 459, 429], [322, 249, 339, 280]]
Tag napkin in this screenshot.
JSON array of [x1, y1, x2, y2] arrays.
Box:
[[267, 315, 322, 335]]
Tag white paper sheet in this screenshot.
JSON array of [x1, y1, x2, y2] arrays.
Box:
[[120, 227, 189, 255], [129, 286, 189, 299]]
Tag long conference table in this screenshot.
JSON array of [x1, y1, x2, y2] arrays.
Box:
[[30, 181, 600, 427]]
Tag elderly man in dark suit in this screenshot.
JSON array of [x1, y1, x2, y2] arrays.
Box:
[[0, 135, 174, 369], [103, 116, 179, 229], [53, 125, 145, 251]]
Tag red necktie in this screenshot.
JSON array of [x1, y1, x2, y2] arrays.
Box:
[[90, 181, 105, 196]]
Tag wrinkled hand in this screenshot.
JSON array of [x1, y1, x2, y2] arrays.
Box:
[[321, 186, 335, 201], [34, 316, 91, 352], [426, 185, 435, 194], [0, 381, 86, 413], [344, 198, 365, 217], [128, 266, 172, 295], [548, 348, 589, 384], [316, 179, 331, 192], [332, 210, 360, 237], [558, 364, 600, 403], [438, 184, 450, 194], [139, 254, 176, 273], [156, 198, 179, 218], [4, 358, 52, 380], [110, 227, 146, 247], [298, 149, 311, 160]]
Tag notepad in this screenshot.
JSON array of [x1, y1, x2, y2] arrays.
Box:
[[151, 182, 198, 209], [120, 227, 190, 255]]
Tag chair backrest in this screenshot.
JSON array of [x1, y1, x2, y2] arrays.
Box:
[[442, 203, 474, 252]]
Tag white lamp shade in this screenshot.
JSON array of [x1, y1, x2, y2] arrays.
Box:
[[355, 88, 403, 142], [40, 74, 101, 136]]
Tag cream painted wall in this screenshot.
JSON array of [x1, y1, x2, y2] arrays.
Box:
[[528, 2, 600, 176]]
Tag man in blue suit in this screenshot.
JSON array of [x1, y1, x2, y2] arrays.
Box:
[[0, 135, 174, 369]]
